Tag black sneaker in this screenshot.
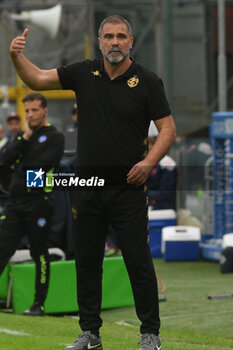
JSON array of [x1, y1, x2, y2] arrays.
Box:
[[23, 302, 45, 316], [65, 331, 103, 350], [139, 333, 162, 350]]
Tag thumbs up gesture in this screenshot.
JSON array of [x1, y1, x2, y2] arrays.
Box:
[[9, 29, 29, 57]]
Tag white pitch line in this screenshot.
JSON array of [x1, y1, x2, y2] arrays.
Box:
[[69, 316, 80, 320], [161, 309, 232, 320], [115, 320, 136, 327], [0, 327, 30, 336]]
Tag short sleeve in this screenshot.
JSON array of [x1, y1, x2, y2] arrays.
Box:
[[146, 74, 171, 121], [57, 61, 89, 91]]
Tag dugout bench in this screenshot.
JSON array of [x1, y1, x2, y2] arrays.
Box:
[[2, 257, 134, 314]]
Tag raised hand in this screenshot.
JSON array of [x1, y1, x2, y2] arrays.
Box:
[[9, 28, 28, 57]]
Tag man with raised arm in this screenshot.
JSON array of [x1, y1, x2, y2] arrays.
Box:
[[9, 15, 176, 350]]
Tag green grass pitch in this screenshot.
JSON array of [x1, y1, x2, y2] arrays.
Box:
[[0, 259, 233, 349]]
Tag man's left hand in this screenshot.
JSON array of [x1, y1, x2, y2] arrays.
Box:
[[127, 160, 153, 186]]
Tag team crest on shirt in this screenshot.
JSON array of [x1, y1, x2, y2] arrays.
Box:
[[92, 70, 102, 77], [37, 217, 47, 227], [38, 135, 47, 143], [72, 206, 78, 220], [127, 75, 139, 88]]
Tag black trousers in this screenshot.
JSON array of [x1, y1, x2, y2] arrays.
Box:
[[72, 186, 160, 335], [0, 196, 53, 305]]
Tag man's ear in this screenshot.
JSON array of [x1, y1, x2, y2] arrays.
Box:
[[130, 37, 134, 49]]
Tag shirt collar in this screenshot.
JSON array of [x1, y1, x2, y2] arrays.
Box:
[[94, 57, 137, 80]]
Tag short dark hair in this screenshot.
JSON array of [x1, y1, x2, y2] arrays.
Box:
[[22, 93, 47, 108], [98, 15, 133, 38]]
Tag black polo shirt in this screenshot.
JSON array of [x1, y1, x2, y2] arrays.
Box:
[[57, 59, 171, 176]]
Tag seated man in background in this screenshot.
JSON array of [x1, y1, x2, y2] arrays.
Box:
[[147, 136, 177, 210]]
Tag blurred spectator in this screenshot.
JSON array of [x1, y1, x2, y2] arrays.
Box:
[[184, 140, 212, 191], [5, 112, 22, 140], [147, 136, 177, 210], [0, 112, 23, 161], [0, 124, 7, 151], [0, 114, 22, 162], [0, 113, 23, 195]]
